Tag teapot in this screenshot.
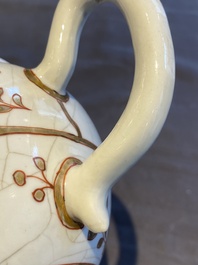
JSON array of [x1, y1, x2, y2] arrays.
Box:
[[0, 0, 175, 264]]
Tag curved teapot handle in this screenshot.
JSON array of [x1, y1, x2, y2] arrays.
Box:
[[34, 0, 175, 233]]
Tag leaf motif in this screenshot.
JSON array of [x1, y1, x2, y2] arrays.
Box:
[[32, 189, 45, 202], [0, 105, 12, 113], [0, 87, 3, 99], [33, 157, 46, 171], [12, 94, 24, 107], [87, 230, 97, 241], [13, 170, 26, 186], [97, 238, 105, 249]]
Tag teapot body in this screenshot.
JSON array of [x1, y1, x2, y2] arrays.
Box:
[[0, 0, 175, 263], [0, 62, 106, 265]]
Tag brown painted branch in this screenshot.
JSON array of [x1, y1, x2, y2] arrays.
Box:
[[0, 126, 97, 150]]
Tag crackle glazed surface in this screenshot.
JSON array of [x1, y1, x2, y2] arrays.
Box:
[[0, 62, 106, 265], [0, 0, 175, 264]]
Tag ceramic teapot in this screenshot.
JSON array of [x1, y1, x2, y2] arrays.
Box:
[[0, 0, 175, 264]]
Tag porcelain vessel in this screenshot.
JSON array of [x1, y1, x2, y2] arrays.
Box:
[[0, 0, 175, 264]]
